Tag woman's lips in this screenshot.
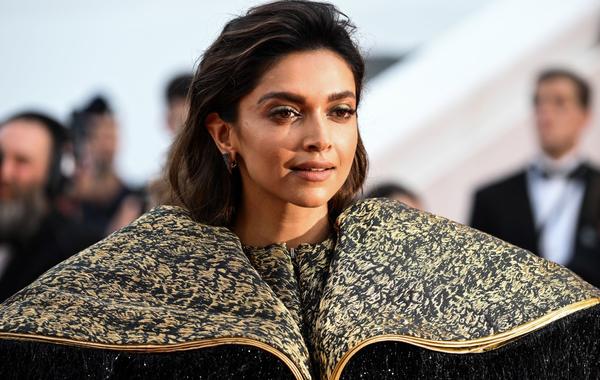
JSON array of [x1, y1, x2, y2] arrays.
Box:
[[291, 167, 335, 182], [290, 160, 336, 182]]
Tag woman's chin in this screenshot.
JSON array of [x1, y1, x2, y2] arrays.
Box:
[[287, 191, 333, 209]]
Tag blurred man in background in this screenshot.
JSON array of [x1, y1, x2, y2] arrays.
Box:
[[470, 68, 600, 287], [147, 73, 193, 208], [165, 73, 193, 135], [0, 112, 96, 302], [70, 96, 144, 236]]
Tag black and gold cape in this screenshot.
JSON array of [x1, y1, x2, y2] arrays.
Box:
[[0, 199, 599, 379]]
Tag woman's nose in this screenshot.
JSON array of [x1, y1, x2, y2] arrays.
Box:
[[302, 114, 332, 152]]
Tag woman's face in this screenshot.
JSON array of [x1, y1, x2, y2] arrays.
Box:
[[231, 49, 358, 209]]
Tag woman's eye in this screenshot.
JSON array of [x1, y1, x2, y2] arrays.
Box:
[[269, 106, 301, 121], [330, 107, 356, 120]]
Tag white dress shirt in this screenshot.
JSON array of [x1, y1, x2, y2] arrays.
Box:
[[526, 151, 585, 266]]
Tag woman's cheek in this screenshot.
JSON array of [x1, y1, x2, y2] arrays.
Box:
[[340, 128, 358, 168]]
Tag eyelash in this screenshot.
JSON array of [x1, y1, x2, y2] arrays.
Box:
[[269, 106, 301, 121], [268, 105, 356, 122], [330, 106, 356, 120]]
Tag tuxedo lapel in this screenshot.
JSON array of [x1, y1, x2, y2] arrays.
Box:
[[511, 172, 539, 254], [574, 163, 600, 245], [569, 163, 600, 286]]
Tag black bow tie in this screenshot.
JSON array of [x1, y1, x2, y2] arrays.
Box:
[[531, 163, 588, 180]]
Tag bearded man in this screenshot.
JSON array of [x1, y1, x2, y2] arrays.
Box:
[[0, 112, 97, 302]]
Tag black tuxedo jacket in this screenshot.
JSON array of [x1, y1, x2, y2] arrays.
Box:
[[470, 163, 600, 288]]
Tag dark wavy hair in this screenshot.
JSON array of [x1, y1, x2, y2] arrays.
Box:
[[166, 0, 368, 226]]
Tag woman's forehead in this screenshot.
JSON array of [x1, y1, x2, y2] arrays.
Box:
[[247, 49, 356, 104]]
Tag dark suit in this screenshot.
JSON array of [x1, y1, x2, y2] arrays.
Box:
[[470, 162, 600, 288], [0, 208, 100, 303]]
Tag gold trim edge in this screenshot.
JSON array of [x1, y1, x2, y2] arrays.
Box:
[[0, 333, 304, 380], [331, 297, 600, 380]]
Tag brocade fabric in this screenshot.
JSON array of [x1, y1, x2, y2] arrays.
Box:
[[0, 198, 598, 379]]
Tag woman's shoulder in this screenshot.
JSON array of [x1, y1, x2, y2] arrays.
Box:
[[80, 204, 240, 261], [336, 197, 494, 250], [335, 197, 599, 295], [0, 204, 250, 337], [331, 196, 600, 336], [0, 205, 244, 309], [339, 197, 529, 257], [121, 204, 235, 239], [0, 204, 311, 379], [2, 205, 244, 297], [337, 197, 471, 233]]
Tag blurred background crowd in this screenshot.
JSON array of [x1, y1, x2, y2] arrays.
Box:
[[1, 0, 599, 301]]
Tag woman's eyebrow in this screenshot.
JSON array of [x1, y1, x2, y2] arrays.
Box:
[[257, 92, 305, 105], [257, 90, 355, 105], [328, 91, 355, 102]]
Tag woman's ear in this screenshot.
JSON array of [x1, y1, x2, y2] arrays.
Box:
[[205, 112, 237, 154]]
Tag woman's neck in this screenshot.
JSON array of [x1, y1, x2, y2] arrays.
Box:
[[233, 197, 331, 249]]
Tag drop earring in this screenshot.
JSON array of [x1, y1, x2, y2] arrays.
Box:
[[222, 153, 237, 174]]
